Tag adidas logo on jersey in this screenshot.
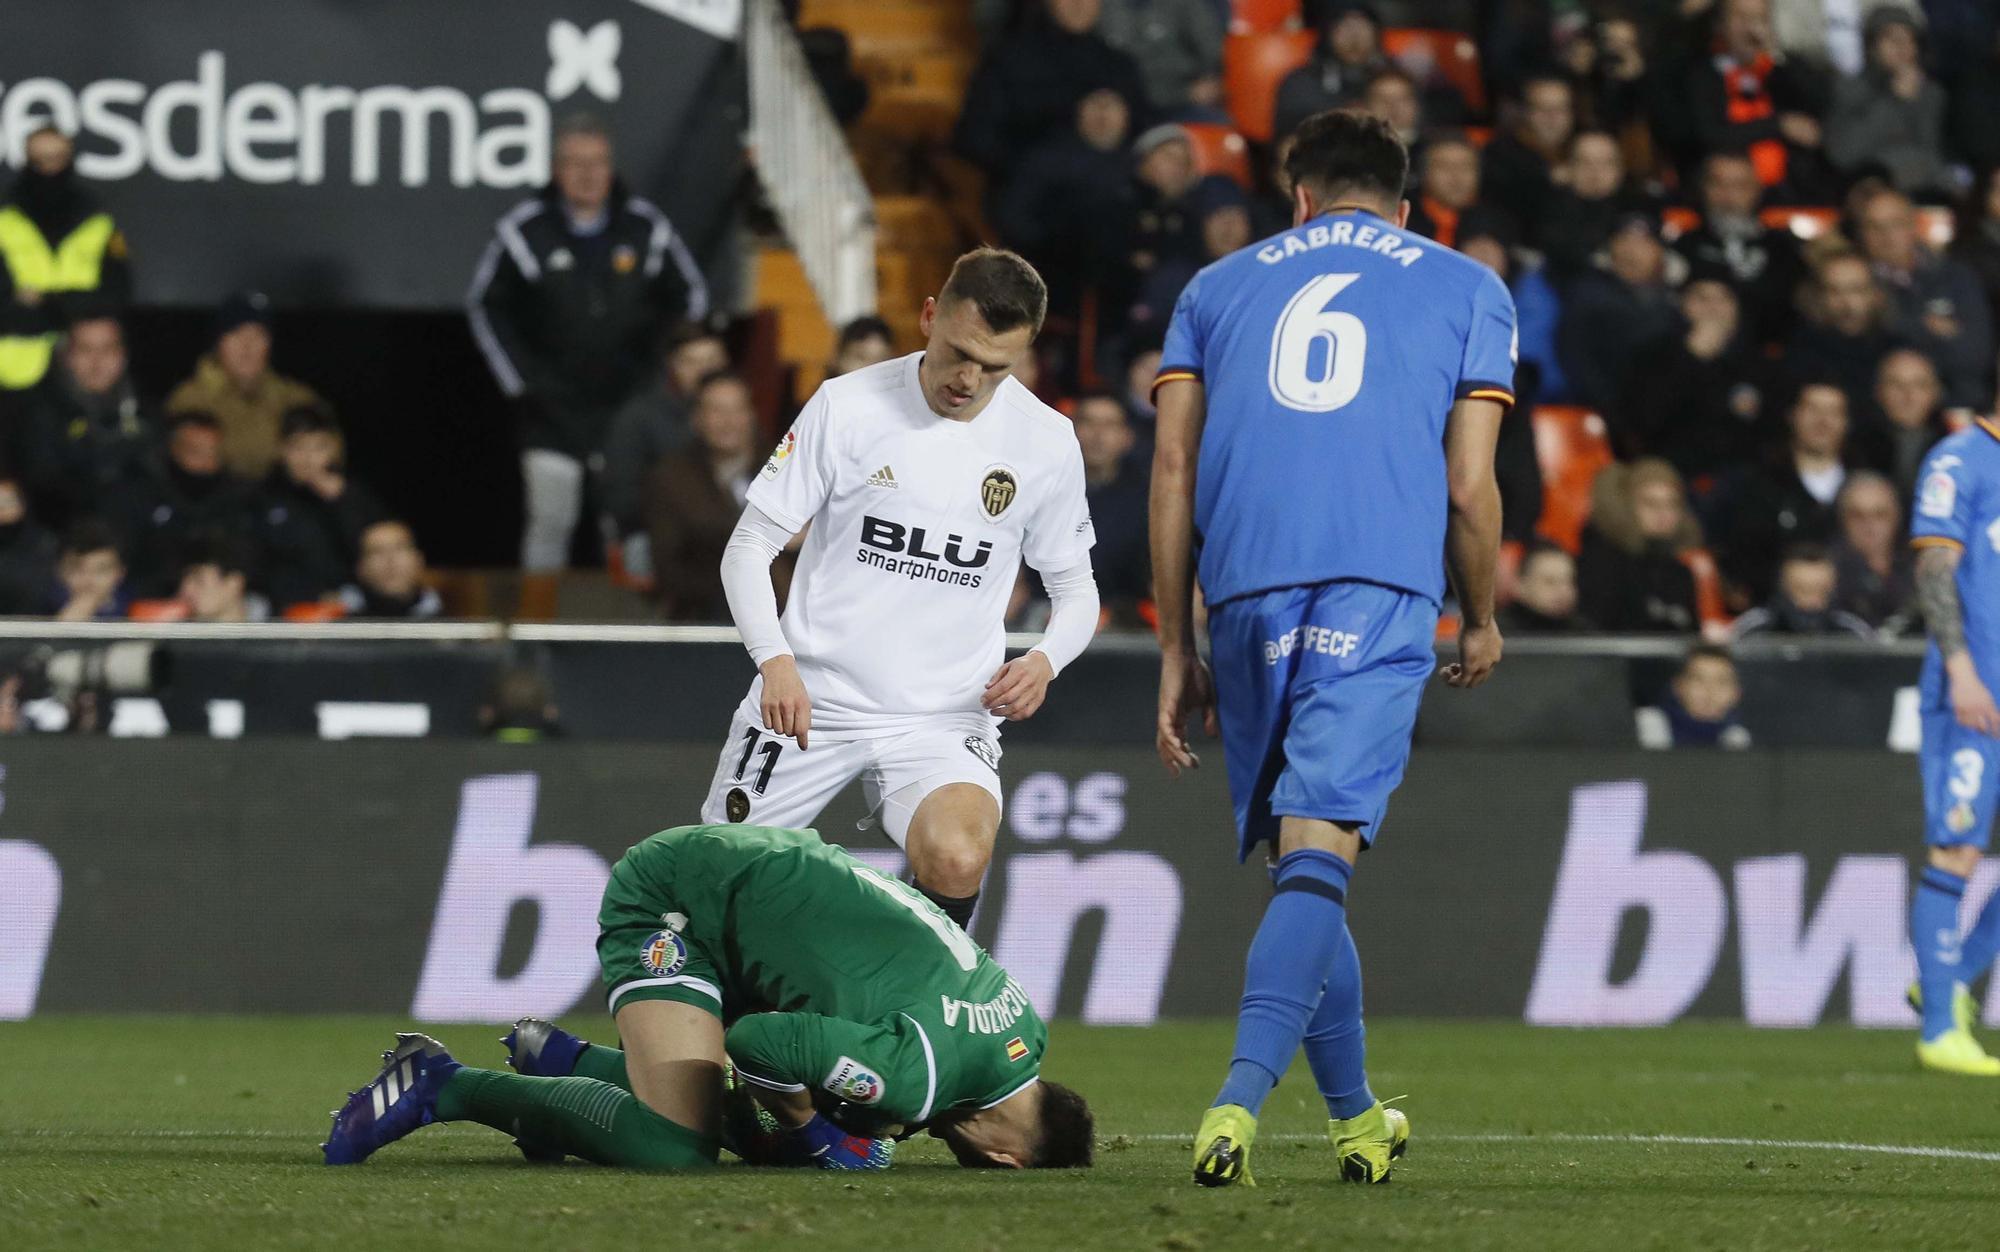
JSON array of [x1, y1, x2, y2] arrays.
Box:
[[866, 465, 898, 490]]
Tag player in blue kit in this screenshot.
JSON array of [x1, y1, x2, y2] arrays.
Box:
[[1149, 110, 1513, 1187], [1906, 417, 2000, 1075]]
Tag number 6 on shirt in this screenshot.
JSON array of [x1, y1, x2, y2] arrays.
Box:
[[1268, 273, 1368, 413]]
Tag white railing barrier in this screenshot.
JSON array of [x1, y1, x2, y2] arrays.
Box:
[[744, 0, 877, 326]]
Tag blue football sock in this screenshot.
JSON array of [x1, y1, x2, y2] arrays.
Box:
[[1913, 866, 1968, 1042], [1959, 883, 2000, 986], [1213, 849, 1354, 1116], [1302, 923, 1375, 1120]]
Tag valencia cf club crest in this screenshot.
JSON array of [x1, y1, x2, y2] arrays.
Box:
[[725, 786, 751, 822], [964, 736, 1001, 770], [980, 467, 1018, 518], [639, 929, 687, 978]]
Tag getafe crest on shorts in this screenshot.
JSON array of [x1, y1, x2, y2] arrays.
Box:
[[980, 466, 1017, 518], [640, 929, 688, 978], [823, 1055, 885, 1104]]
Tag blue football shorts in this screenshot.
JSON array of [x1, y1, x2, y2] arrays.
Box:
[[1206, 579, 1438, 860], [1920, 702, 2000, 850]]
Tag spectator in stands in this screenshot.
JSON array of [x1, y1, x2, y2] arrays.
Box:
[[16, 315, 154, 528], [1072, 390, 1148, 621], [1500, 542, 1594, 633], [1771, 0, 1920, 76], [954, 0, 1149, 181], [1459, 210, 1570, 408], [1405, 133, 1484, 248], [0, 474, 57, 616], [1097, 0, 1222, 114], [49, 518, 127, 622], [1684, 0, 1829, 201], [1359, 68, 1423, 152], [1722, 380, 1850, 600], [468, 111, 710, 573], [1537, 129, 1655, 278], [1481, 73, 1575, 227], [1731, 543, 1873, 637], [1579, 458, 1704, 634], [1272, 1, 1388, 142], [1785, 251, 1903, 411], [175, 532, 267, 624], [826, 316, 896, 379], [253, 406, 389, 611], [600, 321, 729, 581], [115, 411, 253, 598], [1872, 347, 1948, 498], [1827, 471, 1915, 631], [1673, 150, 1804, 344], [994, 87, 1136, 322], [644, 371, 766, 622], [1952, 167, 2000, 327], [1579, 12, 1661, 157], [1824, 8, 1948, 199], [1640, 644, 1752, 749], [1121, 339, 1163, 429], [339, 520, 441, 620], [166, 292, 322, 482], [1947, 31, 2000, 172], [1130, 177, 1250, 331], [1614, 268, 1779, 484], [1558, 213, 1678, 413], [1854, 184, 1994, 411], [0, 126, 131, 395], [1121, 124, 1207, 316], [481, 666, 562, 743]]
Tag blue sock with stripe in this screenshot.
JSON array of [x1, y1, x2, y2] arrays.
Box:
[[1913, 866, 1968, 1042], [1301, 922, 1375, 1120], [1213, 849, 1354, 1116]]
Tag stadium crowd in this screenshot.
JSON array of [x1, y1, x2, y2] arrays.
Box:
[[1, 0, 1996, 652]]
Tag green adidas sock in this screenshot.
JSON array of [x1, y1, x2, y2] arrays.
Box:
[[571, 1044, 631, 1091], [437, 1068, 717, 1170]]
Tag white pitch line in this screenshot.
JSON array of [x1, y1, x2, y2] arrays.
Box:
[[1133, 1131, 2000, 1163]]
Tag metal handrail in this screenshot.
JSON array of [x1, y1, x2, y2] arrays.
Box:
[[743, 0, 877, 325]]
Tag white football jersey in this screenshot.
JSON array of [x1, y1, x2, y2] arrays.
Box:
[[747, 352, 1095, 737]]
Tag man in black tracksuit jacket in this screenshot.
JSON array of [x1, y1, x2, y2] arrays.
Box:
[[467, 113, 708, 571]]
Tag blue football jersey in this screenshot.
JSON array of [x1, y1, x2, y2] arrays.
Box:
[[1911, 421, 2000, 702], [1158, 209, 1518, 606]]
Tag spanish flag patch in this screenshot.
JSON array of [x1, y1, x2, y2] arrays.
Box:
[[1006, 1036, 1029, 1063]]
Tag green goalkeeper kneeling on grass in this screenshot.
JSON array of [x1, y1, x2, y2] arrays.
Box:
[[322, 824, 1095, 1170]]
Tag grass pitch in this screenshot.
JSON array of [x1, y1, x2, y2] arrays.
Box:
[[5, 1017, 2000, 1250]]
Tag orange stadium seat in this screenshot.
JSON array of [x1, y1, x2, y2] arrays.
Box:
[[1230, 0, 1304, 35], [1531, 405, 1616, 553], [1462, 124, 1493, 147], [282, 601, 347, 623], [126, 599, 188, 622], [1661, 206, 1701, 239], [1223, 30, 1315, 143], [1761, 206, 1838, 241], [1382, 28, 1487, 115], [1182, 122, 1255, 189]]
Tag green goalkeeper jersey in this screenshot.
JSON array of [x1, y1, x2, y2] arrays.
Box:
[[601, 824, 1045, 1132]]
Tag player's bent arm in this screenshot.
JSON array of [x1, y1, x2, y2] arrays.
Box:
[[1148, 379, 1207, 656], [1029, 561, 1099, 677], [725, 1012, 927, 1129]]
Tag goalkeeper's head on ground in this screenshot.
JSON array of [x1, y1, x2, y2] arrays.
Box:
[[927, 1079, 1095, 1169]]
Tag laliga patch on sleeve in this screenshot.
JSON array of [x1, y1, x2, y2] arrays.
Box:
[[1919, 464, 1959, 519], [822, 1055, 886, 1105], [762, 429, 797, 480]]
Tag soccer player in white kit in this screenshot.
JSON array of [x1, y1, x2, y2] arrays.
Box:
[[703, 249, 1101, 927]]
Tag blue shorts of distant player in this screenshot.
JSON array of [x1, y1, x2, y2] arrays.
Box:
[[1207, 579, 1438, 860], [1920, 703, 2000, 850]]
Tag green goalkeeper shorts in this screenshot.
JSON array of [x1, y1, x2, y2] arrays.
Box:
[[597, 831, 724, 1019]]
